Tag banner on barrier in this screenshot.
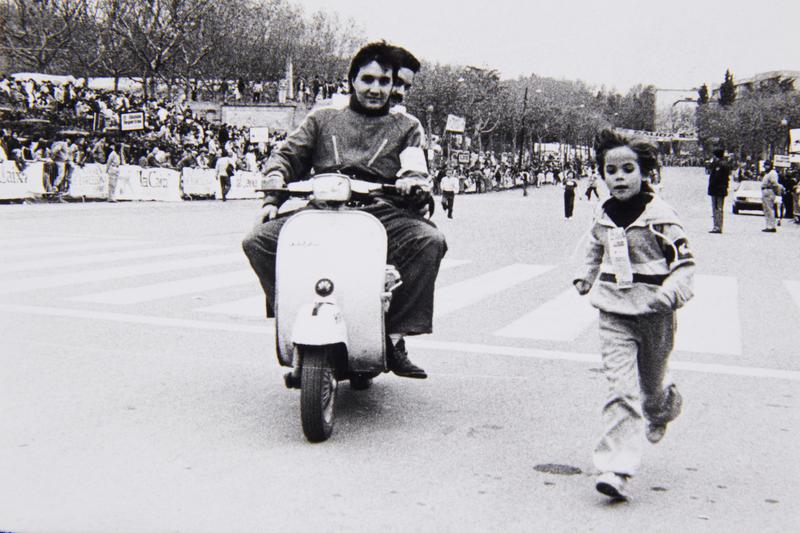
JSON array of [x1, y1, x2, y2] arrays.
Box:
[[218, 170, 263, 200], [0, 161, 47, 199], [181, 168, 216, 197], [113, 166, 141, 201], [69, 163, 108, 199], [115, 166, 182, 202]]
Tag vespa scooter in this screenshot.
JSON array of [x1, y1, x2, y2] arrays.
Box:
[[268, 173, 403, 442]]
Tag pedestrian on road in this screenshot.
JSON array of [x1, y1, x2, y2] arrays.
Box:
[[573, 129, 695, 501], [563, 171, 578, 219], [584, 168, 600, 200], [760, 161, 781, 232], [706, 149, 731, 233], [215, 149, 234, 201], [105, 144, 121, 202], [440, 168, 459, 218], [779, 166, 796, 220]]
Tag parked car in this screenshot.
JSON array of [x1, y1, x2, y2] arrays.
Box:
[[732, 181, 781, 214]]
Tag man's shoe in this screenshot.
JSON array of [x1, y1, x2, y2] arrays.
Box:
[[762, 228, 777, 232], [596, 472, 629, 500], [387, 338, 427, 379], [709, 229, 721, 233]]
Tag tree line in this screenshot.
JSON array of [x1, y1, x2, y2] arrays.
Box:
[[2, 0, 363, 97], [695, 70, 799, 159], [3, 0, 659, 153]]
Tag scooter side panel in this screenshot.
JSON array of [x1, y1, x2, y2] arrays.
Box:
[[276, 210, 388, 372]]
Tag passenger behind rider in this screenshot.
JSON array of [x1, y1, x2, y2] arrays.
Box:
[[242, 41, 447, 379]]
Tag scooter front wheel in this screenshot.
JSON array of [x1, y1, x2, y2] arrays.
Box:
[[300, 345, 337, 442]]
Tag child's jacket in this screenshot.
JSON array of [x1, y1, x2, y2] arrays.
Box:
[[574, 194, 695, 316]]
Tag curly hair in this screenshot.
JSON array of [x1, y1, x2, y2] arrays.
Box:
[[593, 129, 659, 179]]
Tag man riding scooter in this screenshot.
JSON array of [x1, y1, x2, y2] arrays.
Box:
[[242, 41, 447, 379]]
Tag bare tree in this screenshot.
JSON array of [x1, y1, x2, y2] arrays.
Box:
[[110, 0, 212, 97], [2, 0, 88, 73]]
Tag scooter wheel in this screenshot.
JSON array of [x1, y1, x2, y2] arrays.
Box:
[[300, 345, 337, 442], [349, 376, 373, 390]]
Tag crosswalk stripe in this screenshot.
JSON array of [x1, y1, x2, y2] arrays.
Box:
[[198, 295, 266, 317], [784, 281, 800, 309], [1, 240, 151, 260], [0, 253, 245, 295], [440, 259, 470, 270], [675, 275, 741, 356], [494, 288, 597, 341], [194, 258, 472, 319], [0, 244, 224, 274], [0, 237, 84, 248], [434, 264, 554, 317], [73, 270, 258, 304]]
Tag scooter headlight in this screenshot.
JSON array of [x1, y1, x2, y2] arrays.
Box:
[[311, 174, 351, 202], [315, 278, 334, 297]]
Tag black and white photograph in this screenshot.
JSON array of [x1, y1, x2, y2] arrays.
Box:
[[1, 0, 798, 531]]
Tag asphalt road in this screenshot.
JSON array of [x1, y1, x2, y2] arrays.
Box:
[[1, 168, 798, 532]]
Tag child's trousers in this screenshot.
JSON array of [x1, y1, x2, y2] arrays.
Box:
[[593, 310, 681, 476]]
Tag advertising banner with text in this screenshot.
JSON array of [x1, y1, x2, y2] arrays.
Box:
[[217, 170, 263, 200], [0, 161, 46, 199], [114, 166, 182, 202], [68, 163, 108, 199], [181, 168, 217, 197]]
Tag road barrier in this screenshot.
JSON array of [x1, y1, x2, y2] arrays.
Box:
[[0, 161, 264, 201]]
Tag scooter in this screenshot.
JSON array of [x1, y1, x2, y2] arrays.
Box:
[[267, 173, 404, 442]]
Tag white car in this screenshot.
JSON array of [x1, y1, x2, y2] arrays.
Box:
[[731, 181, 781, 214]]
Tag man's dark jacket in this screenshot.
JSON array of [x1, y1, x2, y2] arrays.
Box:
[[707, 158, 731, 197]]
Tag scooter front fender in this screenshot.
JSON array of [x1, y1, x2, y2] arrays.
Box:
[[291, 302, 349, 348]]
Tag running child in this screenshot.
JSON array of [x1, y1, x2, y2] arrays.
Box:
[[573, 129, 695, 500]]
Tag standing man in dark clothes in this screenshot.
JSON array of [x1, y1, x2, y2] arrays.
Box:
[[706, 149, 731, 233], [779, 166, 796, 220], [563, 172, 578, 219]]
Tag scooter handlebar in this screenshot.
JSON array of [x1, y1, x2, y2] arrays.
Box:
[[259, 178, 404, 198]]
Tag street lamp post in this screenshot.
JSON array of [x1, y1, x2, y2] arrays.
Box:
[[426, 105, 434, 150], [781, 118, 790, 155]]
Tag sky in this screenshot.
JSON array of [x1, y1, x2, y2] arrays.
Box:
[[291, 0, 800, 97]]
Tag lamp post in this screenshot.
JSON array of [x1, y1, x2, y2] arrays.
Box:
[[781, 118, 789, 155], [426, 104, 434, 150]]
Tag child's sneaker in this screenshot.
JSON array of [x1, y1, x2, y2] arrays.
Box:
[[646, 423, 667, 443], [595, 472, 629, 500]]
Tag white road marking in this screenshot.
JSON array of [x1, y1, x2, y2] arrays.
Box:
[[0, 253, 245, 295], [440, 259, 470, 270], [0, 237, 84, 248], [0, 303, 272, 333], [494, 288, 597, 341], [196, 258, 471, 319], [784, 281, 800, 309], [434, 264, 554, 317], [198, 295, 266, 317], [675, 275, 741, 355], [406, 339, 800, 381], [73, 270, 259, 304], [0, 303, 795, 381], [0, 244, 223, 274], [1, 240, 151, 260]]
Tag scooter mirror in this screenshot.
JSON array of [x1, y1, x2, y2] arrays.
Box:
[[311, 173, 352, 202]]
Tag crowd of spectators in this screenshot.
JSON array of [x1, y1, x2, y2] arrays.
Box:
[[197, 76, 349, 105], [0, 74, 289, 194], [430, 153, 595, 195]]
